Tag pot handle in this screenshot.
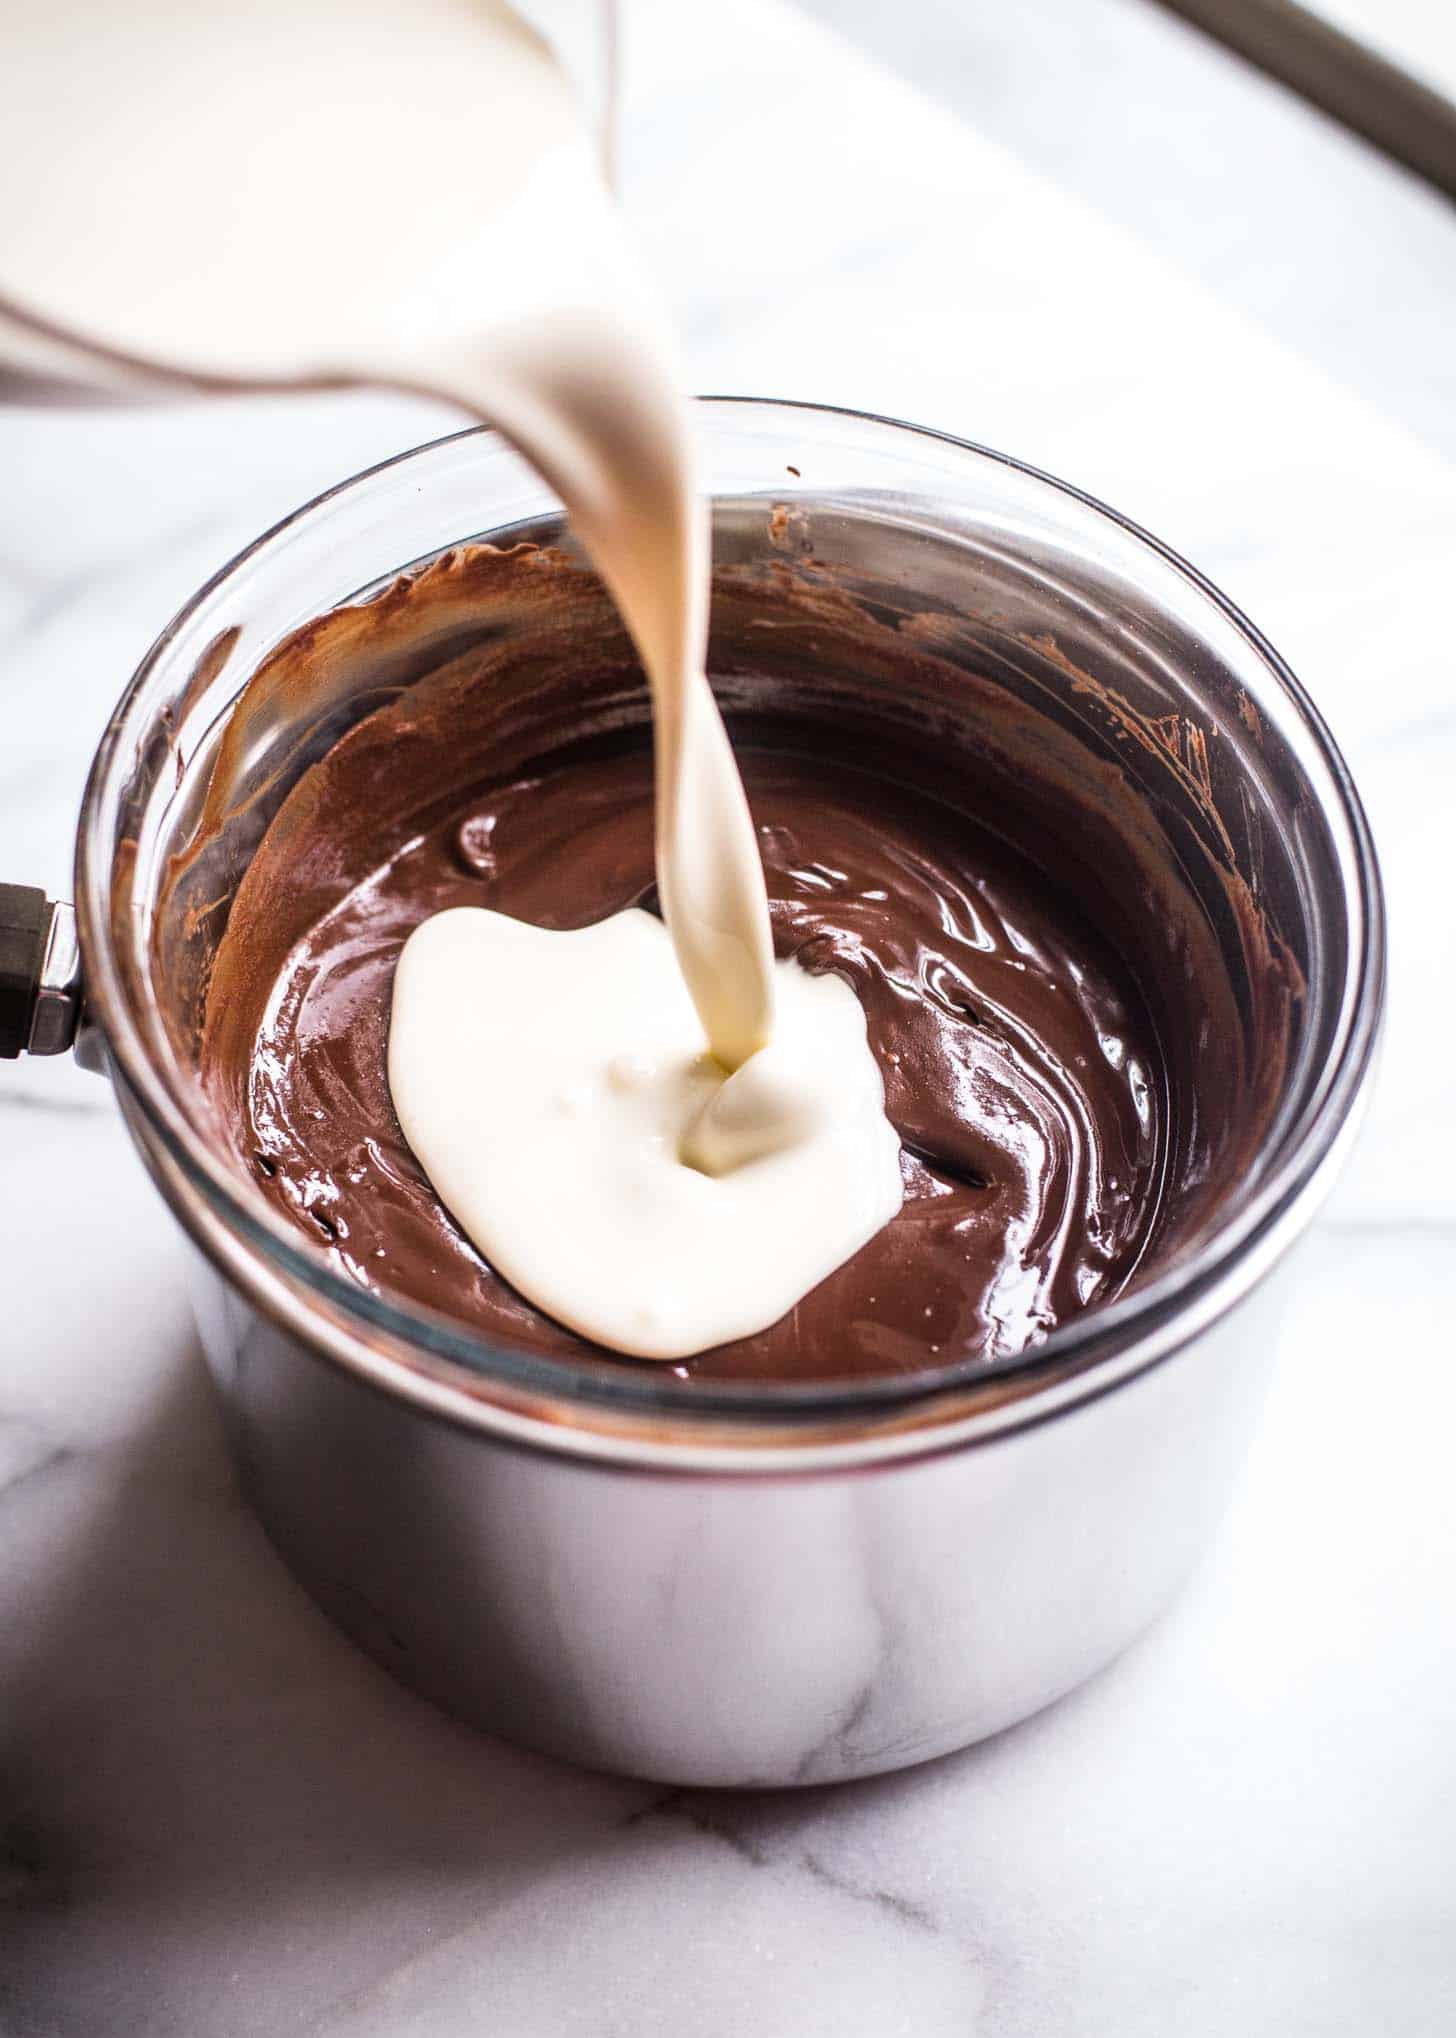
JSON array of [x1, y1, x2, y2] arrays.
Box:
[[0, 885, 90, 1061]]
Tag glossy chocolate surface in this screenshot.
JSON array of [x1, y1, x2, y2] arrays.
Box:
[[241, 746, 1166, 1380], [193, 538, 1296, 1385], [197, 606, 1182, 1382]]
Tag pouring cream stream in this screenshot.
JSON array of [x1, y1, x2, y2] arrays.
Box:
[[0, 0, 903, 1357]]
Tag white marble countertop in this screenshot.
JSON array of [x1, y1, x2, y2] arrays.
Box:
[[2, 4, 1453, 2031]]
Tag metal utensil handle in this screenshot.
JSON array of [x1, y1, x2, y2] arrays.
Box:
[[0, 885, 85, 1058]]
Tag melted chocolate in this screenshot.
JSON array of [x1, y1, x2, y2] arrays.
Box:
[[228, 738, 1163, 1382], [189, 537, 1298, 1388]]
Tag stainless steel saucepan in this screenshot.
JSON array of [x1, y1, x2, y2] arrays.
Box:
[[1, 400, 1383, 1786]]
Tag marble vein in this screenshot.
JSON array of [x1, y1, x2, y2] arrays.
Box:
[[627, 1785, 949, 1939], [0, 1443, 75, 1513]]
